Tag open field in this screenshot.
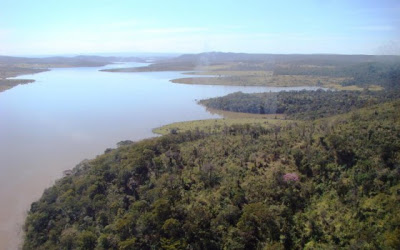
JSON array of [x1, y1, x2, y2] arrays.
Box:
[[153, 110, 294, 135], [171, 72, 352, 89], [152, 118, 292, 135], [174, 68, 384, 90], [103, 52, 399, 90], [153, 103, 292, 136], [204, 107, 286, 119], [102, 60, 374, 90]]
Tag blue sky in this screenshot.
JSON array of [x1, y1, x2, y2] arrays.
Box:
[[1, 0, 399, 55]]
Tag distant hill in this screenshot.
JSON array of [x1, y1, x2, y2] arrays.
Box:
[[0, 55, 145, 67], [0, 55, 146, 93], [170, 52, 400, 66]]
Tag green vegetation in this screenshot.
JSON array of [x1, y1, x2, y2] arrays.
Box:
[[0, 79, 35, 92], [170, 74, 349, 88], [104, 52, 400, 90], [200, 89, 400, 120], [274, 61, 400, 90], [0, 65, 47, 92], [21, 52, 400, 249], [23, 100, 400, 249], [153, 117, 291, 135]]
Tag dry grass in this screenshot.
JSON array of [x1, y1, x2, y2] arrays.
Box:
[[205, 107, 286, 119], [323, 83, 383, 91], [152, 108, 296, 136], [152, 118, 289, 135], [172, 71, 350, 89]]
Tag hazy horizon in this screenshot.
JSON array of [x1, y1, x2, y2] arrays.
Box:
[[3, 51, 400, 59], [1, 0, 399, 56]]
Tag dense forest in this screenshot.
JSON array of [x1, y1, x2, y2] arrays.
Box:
[[200, 89, 400, 120], [198, 58, 400, 120], [23, 100, 400, 249]]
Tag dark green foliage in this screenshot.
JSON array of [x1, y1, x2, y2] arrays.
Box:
[[200, 89, 400, 120], [23, 101, 400, 249], [274, 60, 400, 90]]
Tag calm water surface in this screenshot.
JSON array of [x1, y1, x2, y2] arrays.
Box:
[[0, 62, 321, 249]]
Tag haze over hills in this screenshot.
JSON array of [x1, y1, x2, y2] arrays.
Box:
[[0, 55, 145, 66], [6, 50, 396, 249], [2, 0, 399, 249], [0, 52, 399, 250], [0, 55, 146, 92], [171, 52, 400, 64]]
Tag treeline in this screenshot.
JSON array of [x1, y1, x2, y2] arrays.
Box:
[[173, 52, 400, 66], [274, 61, 400, 89], [24, 100, 400, 249], [200, 89, 400, 120]]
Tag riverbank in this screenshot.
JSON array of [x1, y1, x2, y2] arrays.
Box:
[[101, 61, 371, 91], [0, 55, 144, 93], [3, 63, 290, 250], [170, 74, 359, 90], [101, 52, 395, 91], [0, 78, 36, 93], [0, 66, 48, 93], [23, 98, 400, 249], [152, 116, 290, 135]]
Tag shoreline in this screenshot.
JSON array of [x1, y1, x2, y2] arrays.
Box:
[[0, 79, 36, 93]]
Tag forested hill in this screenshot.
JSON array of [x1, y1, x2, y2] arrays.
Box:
[[23, 100, 400, 249]]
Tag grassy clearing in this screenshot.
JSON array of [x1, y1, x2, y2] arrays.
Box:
[[323, 83, 383, 91], [153, 104, 297, 136], [171, 72, 350, 89], [183, 70, 274, 77], [204, 107, 286, 119], [104, 60, 385, 91], [153, 115, 294, 135]]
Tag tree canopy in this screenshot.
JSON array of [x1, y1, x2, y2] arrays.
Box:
[[24, 100, 400, 249]]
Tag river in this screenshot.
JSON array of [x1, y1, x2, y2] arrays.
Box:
[[0, 62, 322, 249]]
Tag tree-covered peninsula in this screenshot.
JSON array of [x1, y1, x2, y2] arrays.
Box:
[[23, 100, 400, 249]]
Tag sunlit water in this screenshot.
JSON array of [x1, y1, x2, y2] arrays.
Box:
[[0, 62, 322, 249]]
